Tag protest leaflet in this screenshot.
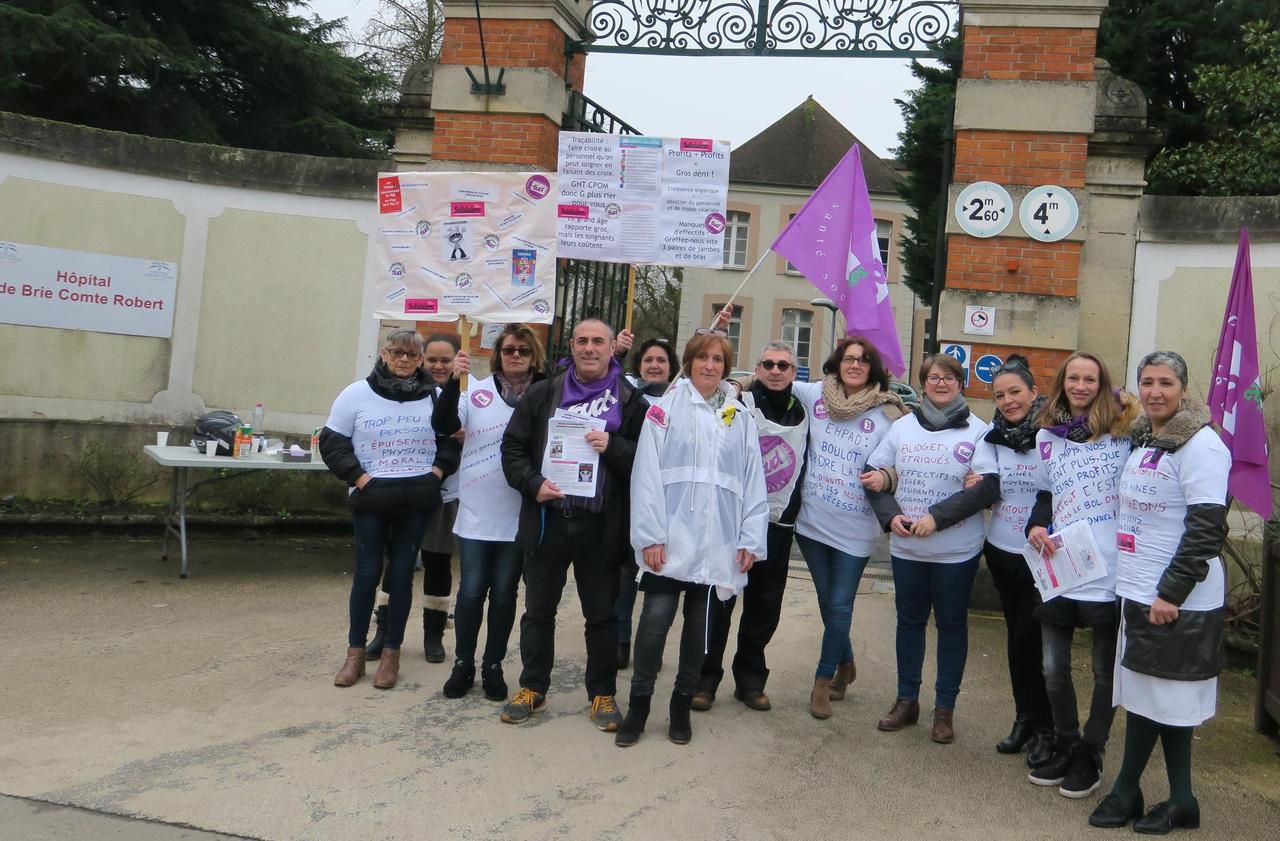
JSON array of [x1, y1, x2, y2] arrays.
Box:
[[556, 132, 730, 267], [541, 412, 606, 498], [371, 171, 557, 323], [1021, 519, 1108, 601]]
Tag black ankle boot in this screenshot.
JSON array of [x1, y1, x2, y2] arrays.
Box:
[[481, 663, 507, 701], [997, 715, 1035, 754], [442, 661, 475, 698], [365, 605, 388, 661], [1026, 727, 1056, 768], [615, 694, 651, 748], [669, 691, 693, 745], [423, 608, 447, 663]]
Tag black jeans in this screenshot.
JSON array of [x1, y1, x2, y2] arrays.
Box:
[[700, 523, 793, 694], [631, 586, 711, 698], [517, 511, 620, 700], [1042, 610, 1119, 750], [985, 542, 1053, 728]]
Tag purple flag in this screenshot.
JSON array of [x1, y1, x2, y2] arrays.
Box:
[[1208, 229, 1272, 517], [771, 145, 905, 375]]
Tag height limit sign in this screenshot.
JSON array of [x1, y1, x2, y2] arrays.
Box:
[[954, 182, 1013, 239], [1020, 185, 1079, 243]]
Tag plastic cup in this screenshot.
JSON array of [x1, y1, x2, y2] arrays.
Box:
[[156, 431, 169, 447], [205, 440, 218, 457]]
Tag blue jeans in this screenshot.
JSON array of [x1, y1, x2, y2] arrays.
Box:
[[453, 537, 524, 668], [349, 508, 429, 649], [797, 534, 870, 679], [891, 554, 979, 710]]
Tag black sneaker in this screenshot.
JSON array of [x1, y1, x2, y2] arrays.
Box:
[[442, 661, 475, 698], [1028, 740, 1074, 787], [481, 663, 507, 701], [1060, 744, 1102, 799]]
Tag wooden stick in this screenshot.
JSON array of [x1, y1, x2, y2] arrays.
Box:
[[457, 315, 470, 390], [624, 264, 638, 332]]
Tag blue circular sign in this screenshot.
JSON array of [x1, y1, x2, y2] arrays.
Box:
[[975, 354, 1003, 385], [942, 343, 968, 365]]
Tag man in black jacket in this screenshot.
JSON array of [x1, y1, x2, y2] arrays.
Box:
[[499, 319, 647, 732], [694, 341, 809, 712]]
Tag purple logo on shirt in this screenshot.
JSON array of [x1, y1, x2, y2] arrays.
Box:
[[1139, 449, 1164, 471], [1039, 441, 1053, 461], [759, 435, 798, 494], [812, 399, 828, 420], [471, 389, 494, 408], [953, 442, 975, 464], [860, 417, 876, 433]]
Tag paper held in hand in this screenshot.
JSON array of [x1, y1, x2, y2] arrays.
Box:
[[542, 412, 606, 498], [1021, 520, 1108, 601]]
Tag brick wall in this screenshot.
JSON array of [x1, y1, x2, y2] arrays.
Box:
[[431, 112, 560, 170], [440, 19, 568, 74], [952, 131, 1088, 188], [946, 237, 1081, 297], [962, 27, 1096, 82]]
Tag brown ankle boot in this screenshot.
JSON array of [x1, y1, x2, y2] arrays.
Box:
[[334, 647, 366, 687], [810, 677, 833, 719], [373, 648, 401, 690], [931, 707, 955, 744], [829, 661, 856, 701], [876, 698, 920, 731]]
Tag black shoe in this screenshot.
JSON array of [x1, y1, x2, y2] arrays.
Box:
[[617, 641, 630, 671], [996, 716, 1035, 754], [669, 691, 693, 745], [481, 663, 507, 701], [1088, 791, 1145, 828], [1026, 728, 1056, 768], [615, 694, 651, 748], [365, 605, 388, 661], [442, 662, 475, 698], [1028, 738, 1075, 786], [423, 608, 447, 663], [1133, 801, 1201, 835], [1059, 742, 1103, 799]]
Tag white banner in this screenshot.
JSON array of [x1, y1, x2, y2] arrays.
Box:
[[0, 241, 177, 338], [556, 132, 730, 267], [370, 171, 557, 323]]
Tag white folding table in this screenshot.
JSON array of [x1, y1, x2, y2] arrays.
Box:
[[144, 445, 330, 578]]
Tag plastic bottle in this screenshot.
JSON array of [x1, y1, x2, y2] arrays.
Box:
[[252, 402, 265, 434]]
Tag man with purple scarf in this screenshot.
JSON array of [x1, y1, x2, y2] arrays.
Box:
[[499, 319, 648, 731]]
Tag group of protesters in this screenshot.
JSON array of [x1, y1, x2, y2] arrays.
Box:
[[320, 313, 1229, 835]]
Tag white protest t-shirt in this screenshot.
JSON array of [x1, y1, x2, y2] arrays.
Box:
[[792, 381, 892, 557], [868, 412, 990, 564], [970, 439, 1042, 554], [452, 377, 521, 542], [1034, 431, 1130, 602], [324, 381, 438, 478], [1116, 427, 1229, 611]]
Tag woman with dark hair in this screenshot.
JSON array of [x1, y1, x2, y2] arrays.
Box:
[[862, 352, 989, 743], [322, 329, 460, 690], [619, 332, 768, 746], [789, 336, 905, 719], [1025, 351, 1138, 798], [1088, 351, 1228, 833], [432, 324, 547, 700]]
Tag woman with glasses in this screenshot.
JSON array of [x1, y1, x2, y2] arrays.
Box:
[[322, 329, 460, 689], [1025, 352, 1137, 799], [861, 352, 988, 743], [789, 337, 905, 719], [431, 325, 547, 700]]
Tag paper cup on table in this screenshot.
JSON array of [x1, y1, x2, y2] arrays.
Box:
[[156, 431, 169, 447], [205, 440, 218, 457]]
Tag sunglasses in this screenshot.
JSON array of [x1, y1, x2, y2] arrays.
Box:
[[695, 327, 727, 337], [759, 360, 792, 371], [500, 346, 533, 357]]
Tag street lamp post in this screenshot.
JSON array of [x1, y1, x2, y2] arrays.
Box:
[[811, 297, 840, 360]]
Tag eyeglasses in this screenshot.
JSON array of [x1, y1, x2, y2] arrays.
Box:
[[926, 375, 959, 385], [500, 346, 533, 357], [385, 349, 422, 360], [424, 356, 454, 365], [841, 356, 870, 367], [695, 327, 727, 337], [759, 360, 792, 371]]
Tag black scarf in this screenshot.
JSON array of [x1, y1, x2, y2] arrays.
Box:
[[986, 396, 1047, 453], [1044, 402, 1093, 443], [366, 360, 434, 402]]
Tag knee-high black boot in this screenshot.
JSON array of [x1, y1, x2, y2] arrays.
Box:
[[423, 608, 447, 663], [365, 605, 388, 661]]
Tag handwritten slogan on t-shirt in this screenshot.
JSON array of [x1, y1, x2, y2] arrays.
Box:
[[358, 409, 436, 476], [803, 416, 880, 516], [1042, 438, 1126, 528], [895, 439, 972, 517]]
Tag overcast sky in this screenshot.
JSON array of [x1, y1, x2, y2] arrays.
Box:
[[308, 0, 925, 158]]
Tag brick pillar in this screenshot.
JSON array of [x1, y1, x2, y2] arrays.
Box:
[[942, 0, 1109, 397], [430, 0, 587, 172]]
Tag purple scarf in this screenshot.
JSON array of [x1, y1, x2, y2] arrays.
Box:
[[559, 356, 625, 431]]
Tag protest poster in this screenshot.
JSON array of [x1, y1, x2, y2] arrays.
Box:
[[556, 132, 730, 267], [370, 171, 557, 323]]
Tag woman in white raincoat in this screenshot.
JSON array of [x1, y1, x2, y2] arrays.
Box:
[[616, 331, 769, 748]]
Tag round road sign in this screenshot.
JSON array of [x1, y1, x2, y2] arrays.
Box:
[[1019, 185, 1079, 243], [974, 354, 1003, 385], [954, 182, 1014, 239]]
